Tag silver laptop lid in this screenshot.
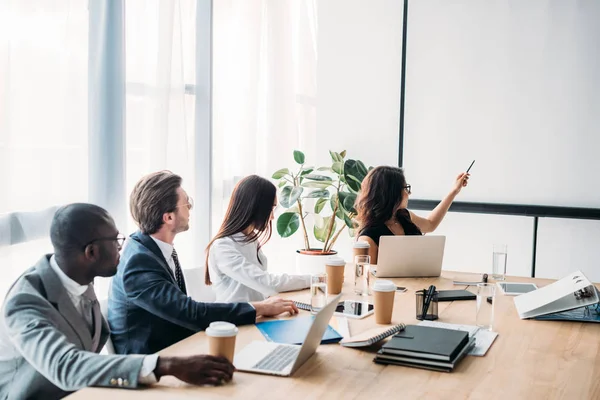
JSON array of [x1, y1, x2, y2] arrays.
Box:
[[376, 235, 446, 278], [290, 293, 341, 373]]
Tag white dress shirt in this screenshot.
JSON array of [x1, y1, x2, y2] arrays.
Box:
[[150, 236, 186, 287], [0, 256, 158, 383], [208, 233, 311, 302]]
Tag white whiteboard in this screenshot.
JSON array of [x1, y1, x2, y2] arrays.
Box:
[[403, 0, 600, 208]]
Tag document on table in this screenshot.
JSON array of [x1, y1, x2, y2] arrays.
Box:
[[418, 321, 498, 356]]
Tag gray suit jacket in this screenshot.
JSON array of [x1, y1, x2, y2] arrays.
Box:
[[0, 255, 145, 400]]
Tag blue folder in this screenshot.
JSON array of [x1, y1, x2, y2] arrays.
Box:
[[534, 305, 600, 323], [255, 316, 343, 345]]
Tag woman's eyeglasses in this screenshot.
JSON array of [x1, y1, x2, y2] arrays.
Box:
[[404, 184, 412, 195]]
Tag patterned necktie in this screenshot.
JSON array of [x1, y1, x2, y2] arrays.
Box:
[[82, 285, 102, 353], [171, 249, 187, 294]]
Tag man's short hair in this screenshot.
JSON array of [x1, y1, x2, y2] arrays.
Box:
[[130, 171, 182, 234], [50, 203, 112, 256]]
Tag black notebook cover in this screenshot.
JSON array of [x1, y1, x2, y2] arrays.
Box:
[[375, 338, 475, 372], [381, 325, 469, 361], [437, 290, 476, 301]]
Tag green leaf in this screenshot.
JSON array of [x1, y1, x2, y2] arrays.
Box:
[[272, 168, 290, 179], [277, 212, 300, 238], [300, 167, 314, 175], [314, 198, 327, 214], [314, 215, 336, 243], [328, 193, 343, 220], [330, 193, 338, 213], [303, 174, 332, 181], [338, 192, 357, 214], [329, 150, 343, 163], [304, 189, 330, 199], [293, 150, 305, 164], [317, 166, 332, 172], [332, 162, 343, 175], [301, 181, 332, 189], [343, 213, 355, 229], [279, 186, 304, 208], [278, 180, 288, 188], [340, 150, 347, 158], [343, 159, 368, 192]]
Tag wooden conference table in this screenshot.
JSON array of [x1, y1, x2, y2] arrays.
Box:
[[68, 268, 600, 400]]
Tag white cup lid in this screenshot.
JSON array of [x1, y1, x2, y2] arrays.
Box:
[[373, 279, 396, 292], [326, 256, 345, 266], [206, 321, 238, 337], [353, 240, 370, 249]]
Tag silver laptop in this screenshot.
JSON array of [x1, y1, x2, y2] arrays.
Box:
[[375, 235, 446, 278], [234, 294, 341, 377]]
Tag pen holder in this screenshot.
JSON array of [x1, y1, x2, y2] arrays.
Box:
[[415, 290, 439, 321]]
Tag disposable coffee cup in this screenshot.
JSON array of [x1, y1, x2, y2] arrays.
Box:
[[373, 280, 396, 324], [326, 256, 346, 295], [353, 241, 370, 259], [206, 321, 238, 363]]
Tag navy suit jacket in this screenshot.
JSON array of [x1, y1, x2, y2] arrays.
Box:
[[108, 231, 256, 354]]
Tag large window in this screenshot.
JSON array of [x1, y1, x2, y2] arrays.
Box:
[[0, 1, 89, 298], [212, 0, 318, 272], [124, 0, 199, 269]]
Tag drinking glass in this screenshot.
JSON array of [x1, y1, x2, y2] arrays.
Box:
[[354, 255, 371, 296], [311, 274, 328, 314], [476, 283, 496, 331], [492, 244, 508, 281]]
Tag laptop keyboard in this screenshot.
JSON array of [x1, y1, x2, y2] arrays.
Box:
[[252, 345, 300, 372]]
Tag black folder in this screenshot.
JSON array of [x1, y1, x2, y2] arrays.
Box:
[[380, 325, 469, 361], [437, 289, 476, 302]]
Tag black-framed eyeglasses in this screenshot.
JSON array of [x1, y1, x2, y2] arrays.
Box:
[[82, 234, 126, 251], [404, 184, 412, 195]]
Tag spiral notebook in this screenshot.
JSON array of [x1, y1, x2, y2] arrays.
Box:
[[340, 324, 406, 348]]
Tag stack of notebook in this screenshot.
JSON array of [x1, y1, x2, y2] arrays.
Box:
[[374, 325, 475, 372]]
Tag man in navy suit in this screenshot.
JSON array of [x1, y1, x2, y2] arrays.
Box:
[[108, 171, 298, 354]]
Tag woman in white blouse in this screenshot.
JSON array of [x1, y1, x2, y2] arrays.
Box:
[[205, 175, 311, 302]]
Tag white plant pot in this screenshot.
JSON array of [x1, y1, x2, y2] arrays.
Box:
[[295, 250, 338, 275]]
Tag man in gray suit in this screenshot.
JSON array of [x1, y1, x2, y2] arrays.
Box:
[[0, 203, 235, 400]]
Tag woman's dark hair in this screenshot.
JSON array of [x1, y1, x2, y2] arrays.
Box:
[[205, 175, 277, 285], [130, 171, 182, 234], [354, 166, 407, 235]]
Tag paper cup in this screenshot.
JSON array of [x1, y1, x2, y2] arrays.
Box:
[[206, 322, 238, 363], [326, 256, 346, 295], [353, 241, 370, 259], [373, 280, 396, 324]]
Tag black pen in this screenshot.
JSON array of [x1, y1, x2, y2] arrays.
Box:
[[466, 160, 475, 173], [422, 285, 436, 318]]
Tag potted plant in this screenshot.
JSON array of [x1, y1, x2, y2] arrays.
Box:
[[272, 150, 369, 274]]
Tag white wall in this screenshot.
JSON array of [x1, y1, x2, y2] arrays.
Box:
[[310, 0, 600, 281], [536, 218, 600, 282], [433, 212, 534, 277], [315, 0, 404, 262]]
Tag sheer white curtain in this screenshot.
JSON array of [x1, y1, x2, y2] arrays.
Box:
[[0, 0, 89, 300], [212, 0, 318, 272], [124, 0, 198, 270]]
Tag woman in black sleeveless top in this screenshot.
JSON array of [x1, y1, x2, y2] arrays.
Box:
[[355, 166, 469, 264]]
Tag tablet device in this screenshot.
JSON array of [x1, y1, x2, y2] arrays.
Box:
[[334, 300, 374, 319], [497, 282, 538, 296]]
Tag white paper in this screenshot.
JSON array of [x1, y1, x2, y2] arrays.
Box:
[[418, 321, 498, 357]]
